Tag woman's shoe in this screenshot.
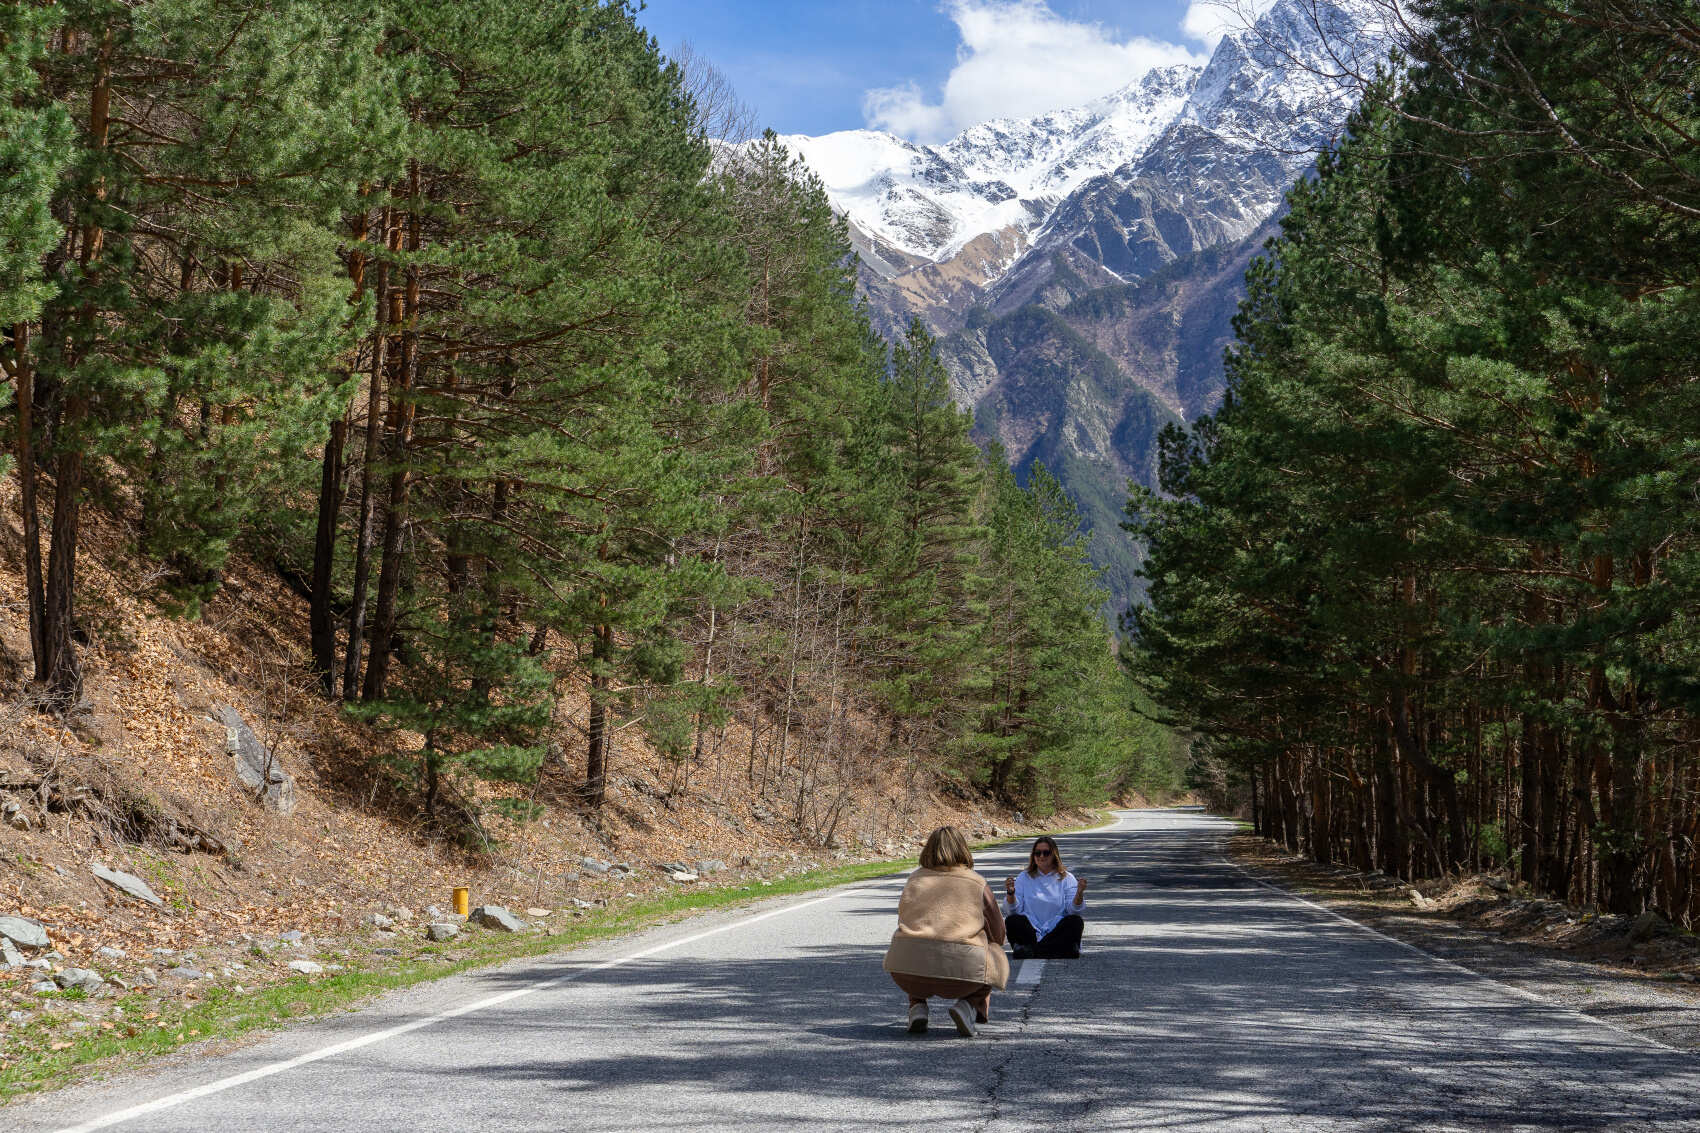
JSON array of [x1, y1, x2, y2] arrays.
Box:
[[948, 998, 977, 1037], [907, 1002, 928, 1033]]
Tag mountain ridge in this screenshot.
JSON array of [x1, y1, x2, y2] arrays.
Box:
[[770, 0, 1392, 609]]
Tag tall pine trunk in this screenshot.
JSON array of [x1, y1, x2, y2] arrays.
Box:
[[309, 414, 347, 694], [39, 31, 116, 707], [585, 620, 613, 808], [361, 170, 423, 703], [13, 322, 46, 673], [343, 206, 396, 698]]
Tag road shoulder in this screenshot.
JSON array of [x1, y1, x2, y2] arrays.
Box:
[[1226, 833, 1700, 1051]]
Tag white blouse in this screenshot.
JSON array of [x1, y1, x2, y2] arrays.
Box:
[[1004, 868, 1083, 937]]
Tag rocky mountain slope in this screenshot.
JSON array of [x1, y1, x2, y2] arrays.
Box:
[[780, 0, 1392, 609]]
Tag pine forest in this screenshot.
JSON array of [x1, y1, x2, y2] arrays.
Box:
[[1129, 0, 1700, 924], [0, 0, 1177, 850]]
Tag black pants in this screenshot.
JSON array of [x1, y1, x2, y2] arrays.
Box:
[[1006, 913, 1083, 958]]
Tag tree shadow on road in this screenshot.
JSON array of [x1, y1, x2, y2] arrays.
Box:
[[393, 823, 1700, 1131]]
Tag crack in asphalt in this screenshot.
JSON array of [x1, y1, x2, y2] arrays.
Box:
[[972, 979, 1039, 1133]]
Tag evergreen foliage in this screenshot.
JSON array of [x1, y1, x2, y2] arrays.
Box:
[[1129, 1, 1700, 921], [3, 3, 1178, 831]]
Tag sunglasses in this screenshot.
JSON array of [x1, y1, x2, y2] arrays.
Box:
[[1033, 848, 1053, 858]]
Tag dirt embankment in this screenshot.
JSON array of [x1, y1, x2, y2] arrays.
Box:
[[0, 495, 1068, 1076]]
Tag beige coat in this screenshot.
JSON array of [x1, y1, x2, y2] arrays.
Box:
[[882, 866, 1010, 989]]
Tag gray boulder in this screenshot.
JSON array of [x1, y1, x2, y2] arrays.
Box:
[[217, 705, 296, 815], [669, 871, 699, 884], [278, 930, 304, 943], [365, 912, 394, 930], [165, 966, 206, 981], [1629, 911, 1665, 943], [426, 922, 460, 942], [580, 857, 612, 874], [469, 905, 524, 932], [92, 864, 164, 907], [0, 915, 51, 950], [1, 938, 21, 968], [694, 860, 726, 875], [98, 945, 126, 960], [54, 968, 105, 994], [286, 960, 323, 975], [31, 980, 56, 994]]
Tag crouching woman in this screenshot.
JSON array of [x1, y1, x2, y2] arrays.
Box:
[[883, 825, 1010, 1036]]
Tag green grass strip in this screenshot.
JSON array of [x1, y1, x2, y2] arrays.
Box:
[[0, 855, 916, 1103]]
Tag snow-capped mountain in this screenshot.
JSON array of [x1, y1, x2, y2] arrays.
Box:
[[769, 0, 1397, 611], [778, 64, 1197, 264], [779, 0, 1391, 333], [987, 0, 1389, 311]]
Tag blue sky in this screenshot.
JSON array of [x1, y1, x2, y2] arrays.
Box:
[[635, 1, 1245, 141]]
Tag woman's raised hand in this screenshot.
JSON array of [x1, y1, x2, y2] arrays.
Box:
[[1004, 875, 1016, 902], [1074, 875, 1087, 905]]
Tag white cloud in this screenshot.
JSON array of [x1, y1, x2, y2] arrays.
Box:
[[1181, 0, 1277, 50], [862, 1, 1207, 144]]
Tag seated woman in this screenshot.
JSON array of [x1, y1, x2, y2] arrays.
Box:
[[883, 825, 1010, 1036], [1003, 835, 1086, 959]]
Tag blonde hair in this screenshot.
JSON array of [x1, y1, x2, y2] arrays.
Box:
[[919, 825, 974, 870], [1024, 836, 1067, 878]]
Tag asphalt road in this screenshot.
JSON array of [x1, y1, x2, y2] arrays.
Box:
[[14, 809, 1700, 1132]]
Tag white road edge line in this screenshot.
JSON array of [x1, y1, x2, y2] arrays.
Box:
[[52, 890, 850, 1133], [1218, 842, 1677, 1053], [1014, 959, 1046, 986]]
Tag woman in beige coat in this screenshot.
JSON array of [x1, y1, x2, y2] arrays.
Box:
[[882, 825, 1010, 1035]]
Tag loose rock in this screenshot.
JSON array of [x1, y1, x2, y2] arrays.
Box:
[[1, 938, 23, 968], [31, 980, 56, 995], [581, 857, 612, 874], [279, 930, 304, 943], [385, 906, 414, 923], [91, 864, 164, 907], [54, 968, 105, 994], [98, 946, 126, 960], [2, 798, 29, 830], [525, 907, 551, 918], [365, 912, 394, 931], [669, 871, 699, 884], [0, 915, 51, 950], [287, 960, 324, 975], [165, 967, 207, 981], [426, 923, 460, 942], [469, 906, 524, 932], [1629, 911, 1665, 943]]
